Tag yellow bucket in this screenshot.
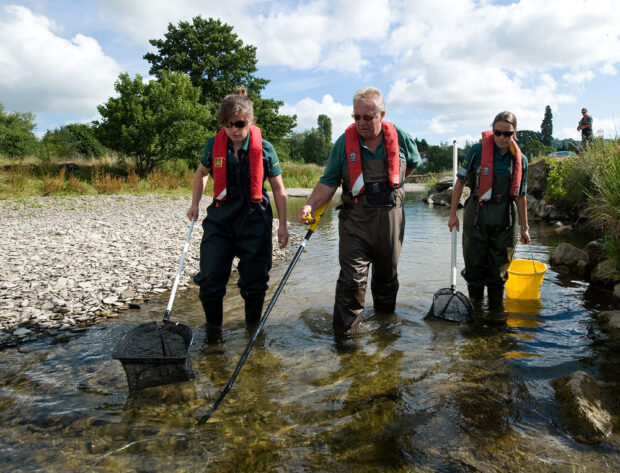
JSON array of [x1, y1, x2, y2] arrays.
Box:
[[505, 259, 547, 300]]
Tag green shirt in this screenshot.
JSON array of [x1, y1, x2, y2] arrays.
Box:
[[200, 133, 282, 177], [457, 142, 528, 195], [319, 124, 421, 187]]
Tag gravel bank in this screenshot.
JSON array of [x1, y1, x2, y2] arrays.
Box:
[[0, 194, 295, 349]]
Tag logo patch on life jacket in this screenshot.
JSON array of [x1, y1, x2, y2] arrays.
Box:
[[214, 157, 224, 168], [482, 166, 490, 176], [349, 152, 358, 162]]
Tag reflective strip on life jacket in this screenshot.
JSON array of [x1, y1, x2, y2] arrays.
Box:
[[478, 130, 523, 203], [344, 121, 400, 197], [212, 125, 264, 202]]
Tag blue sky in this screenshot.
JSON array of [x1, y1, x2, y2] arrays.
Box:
[[1, 0, 619, 146]]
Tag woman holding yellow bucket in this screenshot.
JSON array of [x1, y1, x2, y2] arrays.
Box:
[[448, 111, 530, 309]]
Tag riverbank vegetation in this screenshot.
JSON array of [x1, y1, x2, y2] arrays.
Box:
[[546, 138, 620, 275]]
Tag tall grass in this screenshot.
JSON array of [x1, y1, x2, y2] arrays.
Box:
[[585, 139, 620, 274]]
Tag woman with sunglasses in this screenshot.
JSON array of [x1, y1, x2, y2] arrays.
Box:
[[448, 111, 529, 309], [187, 88, 288, 331]]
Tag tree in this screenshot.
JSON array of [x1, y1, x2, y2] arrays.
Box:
[[0, 103, 38, 158], [521, 139, 554, 158], [144, 16, 296, 143], [42, 123, 105, 158], [540, 105, 553, 146], [414, 137, 429, 153], [317, 114, 332, 143], [421, 144, 452, 173], [95, 71, 212, 176], [516, 130, 542, 148]]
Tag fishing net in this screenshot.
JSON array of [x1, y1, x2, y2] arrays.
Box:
[[112, 321, 194, 392], [425, 287, 474, 323]]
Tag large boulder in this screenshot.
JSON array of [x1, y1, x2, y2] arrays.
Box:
[[527, 158, 550, 199], [595, 310, 620, 339], [423, 186, 470, 207], [549, 242, 591, 278], [552, 371, 613, 444]]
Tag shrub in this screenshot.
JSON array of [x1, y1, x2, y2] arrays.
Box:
[[92, 167, 124, 194], [41, 167, 66, 195]]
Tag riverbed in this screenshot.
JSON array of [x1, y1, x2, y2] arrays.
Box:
[[0, 193, 618, 472]]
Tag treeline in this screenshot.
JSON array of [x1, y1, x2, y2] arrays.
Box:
[[0, 16, 581, 178]]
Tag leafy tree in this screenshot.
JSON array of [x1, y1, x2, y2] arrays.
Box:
[[95, 71, 212, 176], [317, 114, 332, 143], [516, 130, 542, 149], [144, 16, 295, 143], [540, 105, 553, 146], [414, 137, 429, 153], [42, 123, 105, 158], [0, 103, 38, 158], [421, 144, 452, 173], [521, 139, 555, 158]]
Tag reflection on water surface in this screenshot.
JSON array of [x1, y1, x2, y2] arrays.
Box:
[[1, 194, 618, 472]]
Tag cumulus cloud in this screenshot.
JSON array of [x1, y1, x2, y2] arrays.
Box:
[[281, 94, 352, 134], [0, 5, 120, 119]]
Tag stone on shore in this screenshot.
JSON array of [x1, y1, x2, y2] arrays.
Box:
[[0, 194, 297, 349]]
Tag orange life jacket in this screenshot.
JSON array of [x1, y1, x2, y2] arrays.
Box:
[[344, 121, 400, 197], [212, 125, 264, 202], [477, 130, 523, 203]]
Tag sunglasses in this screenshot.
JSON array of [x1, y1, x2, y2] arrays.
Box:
[[493, 129, 514, 138], [351, 113, 378, 121], [228, 120, 247, 128]]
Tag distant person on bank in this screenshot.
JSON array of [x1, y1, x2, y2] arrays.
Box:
[[577, 107, 593, 148], [187, 88, 288, 330], [448, 111, 530, 308], [297, 87, 421, 335]]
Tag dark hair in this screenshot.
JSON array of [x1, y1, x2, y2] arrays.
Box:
[[492, 111, 517, 131], [218, 87, 254, 127]]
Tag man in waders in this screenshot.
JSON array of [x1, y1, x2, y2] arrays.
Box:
[[187, 88, 288, 331], [297, 87, 421, 335], [448, 111, 530, 309]]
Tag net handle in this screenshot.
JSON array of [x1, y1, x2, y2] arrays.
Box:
[[451, 140, 458, 290]]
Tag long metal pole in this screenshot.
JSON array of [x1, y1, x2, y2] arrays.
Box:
[[197, 201, 331, 425]]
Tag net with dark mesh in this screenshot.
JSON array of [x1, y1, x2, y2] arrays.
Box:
[[112, 321, 194, 392], [425, 288, 474, 323]]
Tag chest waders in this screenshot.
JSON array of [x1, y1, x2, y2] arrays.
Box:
[[194, 153, 273, 328], [462, 172, 518, 304], [334, 157, 406, 335]]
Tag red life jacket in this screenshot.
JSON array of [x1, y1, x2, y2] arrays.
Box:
[[344, 121, 400, 197], [477, 130, 523, 203], [212, 125, 264, 202]]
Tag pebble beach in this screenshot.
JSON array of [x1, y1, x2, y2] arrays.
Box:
[[0, 194, 296, 349]]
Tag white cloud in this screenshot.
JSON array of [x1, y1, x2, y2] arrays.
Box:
[[282, 94, 352, 135], [0, 5, 120, 119], [562, 70, 595, 86]]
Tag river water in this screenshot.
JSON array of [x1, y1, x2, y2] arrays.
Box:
[[1, 194, 618, 472]]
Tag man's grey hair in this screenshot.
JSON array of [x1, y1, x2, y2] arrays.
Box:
[[353, 87, 385, 113]]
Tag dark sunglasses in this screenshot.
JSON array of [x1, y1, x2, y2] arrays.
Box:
[[228, 120, 247, 128], [493, 129, 514, 138], [351, 113, 378, 121]]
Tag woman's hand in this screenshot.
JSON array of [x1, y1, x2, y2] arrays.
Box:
[[520, 228, 531, 244], [187, 205, 199, 222], [278, 222, 289, 248], [448, 214, 460, 232]]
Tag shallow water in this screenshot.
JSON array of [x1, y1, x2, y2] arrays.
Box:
[[1, 194, 618, 472]]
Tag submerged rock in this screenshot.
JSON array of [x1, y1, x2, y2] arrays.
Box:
[[552, 371, 613, 444]]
